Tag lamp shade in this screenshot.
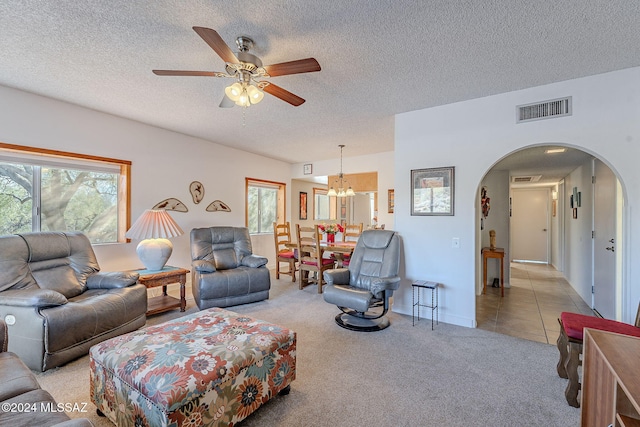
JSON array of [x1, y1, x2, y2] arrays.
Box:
[[126, 210, 184, 271], [125, 209, 184, 240]]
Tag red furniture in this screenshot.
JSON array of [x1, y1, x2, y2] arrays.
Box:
[[556, 304, 640, 407]]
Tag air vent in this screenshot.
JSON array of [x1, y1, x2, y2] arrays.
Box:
[[512, 175, 542, 183], [517, 97, 572, 123]]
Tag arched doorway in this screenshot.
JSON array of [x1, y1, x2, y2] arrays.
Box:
[[474, 144, 625, 343]]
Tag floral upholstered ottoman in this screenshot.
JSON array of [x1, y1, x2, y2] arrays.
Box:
[[89, 308, 296, 427]]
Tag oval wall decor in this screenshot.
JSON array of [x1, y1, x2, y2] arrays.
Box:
[[189, 181, 204, 204], [206, 200, 231, 212], [152, 198, 188, 212]]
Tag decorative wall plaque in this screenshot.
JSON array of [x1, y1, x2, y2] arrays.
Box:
[[152, 198, 188, 212]]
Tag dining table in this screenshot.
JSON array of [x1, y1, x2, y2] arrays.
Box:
[[285, 240, 358, 267]]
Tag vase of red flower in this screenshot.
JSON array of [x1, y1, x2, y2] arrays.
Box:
[[318, 223, 344, 243]]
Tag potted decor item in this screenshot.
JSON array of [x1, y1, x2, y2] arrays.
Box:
[[318, 223, 344, 243]]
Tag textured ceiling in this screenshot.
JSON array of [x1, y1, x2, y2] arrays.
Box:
[[0, 1, 639, 165]]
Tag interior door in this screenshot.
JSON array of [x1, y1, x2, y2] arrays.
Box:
[[593, 159, 617, 319], [511, 188, 549, 262]]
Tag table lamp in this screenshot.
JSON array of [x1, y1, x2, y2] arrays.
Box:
[[125, 209, 184, 271]]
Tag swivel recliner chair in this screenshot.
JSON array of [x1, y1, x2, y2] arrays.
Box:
[[323, 229, 401, 331]]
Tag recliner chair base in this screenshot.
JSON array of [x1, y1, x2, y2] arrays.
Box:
[[334, 312, 390, 332]]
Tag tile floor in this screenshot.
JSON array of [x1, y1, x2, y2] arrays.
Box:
[[476, 262, 594, 344]]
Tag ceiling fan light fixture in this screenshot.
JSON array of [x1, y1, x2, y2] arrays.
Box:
[[225, 82, 243, 101], [247, 84, 264, 104]]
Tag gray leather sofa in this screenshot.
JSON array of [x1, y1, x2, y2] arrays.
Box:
[[0, 232, 147, 371], [191, 227, 270, 309], [0, 318, 94, 426]]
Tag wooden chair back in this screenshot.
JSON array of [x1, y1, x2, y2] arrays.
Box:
[[273, 222, 296, 282], [342, 223, 363, 242], [296, 224, 334, 293], [273, 222, 293, 255]]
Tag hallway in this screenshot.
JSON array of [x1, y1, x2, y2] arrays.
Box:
[[476, 262, 594, 344]]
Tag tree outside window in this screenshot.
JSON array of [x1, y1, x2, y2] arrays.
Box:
[[0, 144, 130, 243], [246, 178, 285, 234]]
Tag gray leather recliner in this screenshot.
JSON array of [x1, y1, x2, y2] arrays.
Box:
[[323, 229, 401, 331], [0, 231, 147, 371], [190, 227, 271, 310], [0, 319, 93, 426]]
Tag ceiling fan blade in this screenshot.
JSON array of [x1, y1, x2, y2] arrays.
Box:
[[262, 58, 321, 77], [219, 94, 234, 108], [263, 83, 305, 106], [152, 70, 224, 76], [192, 27, 238, 64]]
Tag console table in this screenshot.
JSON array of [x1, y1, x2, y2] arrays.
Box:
[[482, 247, 504, 297], [135, 266, 189, 315], [581, 328, 640, 426]]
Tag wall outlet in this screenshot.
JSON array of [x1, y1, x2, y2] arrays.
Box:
[[452, 237, 460, 248]]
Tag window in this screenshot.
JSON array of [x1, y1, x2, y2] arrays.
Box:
[[314, 188, 330, 220], [0, 143, 131, 243], [246, 178, 285, 234]]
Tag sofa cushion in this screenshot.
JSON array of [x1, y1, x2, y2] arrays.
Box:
[[20, 232, 100, 299], [0, 235, 36, 292], [0, 389, 76, 427], [0, 352, 41, 401], [197, 267, 270, 300], [43, 285, 147, 354], [213, 247, 238, 270]]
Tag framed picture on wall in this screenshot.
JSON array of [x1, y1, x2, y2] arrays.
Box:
[[299, 192, 308, 220], [388, 189, 395, 213], [411, 166, 455, 216]]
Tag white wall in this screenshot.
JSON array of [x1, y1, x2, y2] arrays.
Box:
[[394, 67, 640, 327], [550, 182, 562, 271], [478, 170, 510, 292], [0, 85, 290, 272]]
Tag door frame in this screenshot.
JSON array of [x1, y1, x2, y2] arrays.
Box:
[[475, 143, 630, 323]]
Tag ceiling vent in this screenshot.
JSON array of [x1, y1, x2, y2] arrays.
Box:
[[517, 97, 572, 123], [511, 175, 542, 183]]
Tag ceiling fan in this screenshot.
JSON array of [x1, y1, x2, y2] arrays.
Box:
[[152, 27, 321, 108]]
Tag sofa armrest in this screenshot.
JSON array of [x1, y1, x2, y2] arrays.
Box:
[[323, 268, 350, 286], [0, 288, 68, 308], [241, 255, 268, 268], [0, 318, 7, 352], [86, 271, 139, 289], [193, 259, 216, 273], [370, 276, 401, 295]]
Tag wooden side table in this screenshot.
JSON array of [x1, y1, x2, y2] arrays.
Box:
[[135, 266, 189, 315], [482, 247, 504, 297]]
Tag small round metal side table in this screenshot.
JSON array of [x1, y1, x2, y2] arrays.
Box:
[[412, 280, 440, 329]]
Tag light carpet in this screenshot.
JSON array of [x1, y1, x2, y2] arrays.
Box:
[[35, 274, 580, 426]]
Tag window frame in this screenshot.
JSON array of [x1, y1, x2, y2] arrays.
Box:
[[0, 142, 131, 243], [245, 177, 286, 235]]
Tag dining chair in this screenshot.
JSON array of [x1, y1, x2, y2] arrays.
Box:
[[340, 223, 363, 266], [273, 222, 297, 282], [296, 224, 335, 293], [342, 223, 363, 242]]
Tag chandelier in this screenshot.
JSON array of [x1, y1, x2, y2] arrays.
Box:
[[327, 145, 355, 198]]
